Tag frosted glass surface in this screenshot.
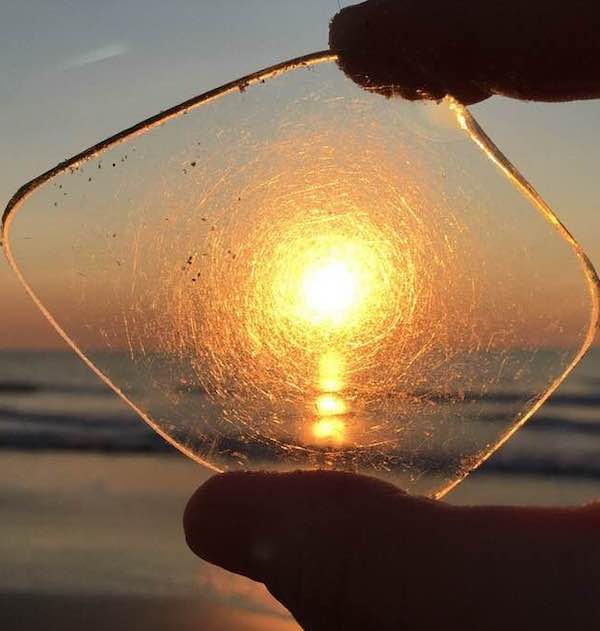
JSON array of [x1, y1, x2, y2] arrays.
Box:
[[3, 53, 598, 496]]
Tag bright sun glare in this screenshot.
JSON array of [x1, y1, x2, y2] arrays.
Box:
[[272, 232, 382, 334], [301, 260, 357, 325], [266, 216, 404, 347]]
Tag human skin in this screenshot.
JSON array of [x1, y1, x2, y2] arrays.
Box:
[[185, 471, 600, 631], [329, 0, 600, 104], [184, 2, 600, 629]]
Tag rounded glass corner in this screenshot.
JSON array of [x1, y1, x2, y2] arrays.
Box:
[[3, 50, 599, 498]]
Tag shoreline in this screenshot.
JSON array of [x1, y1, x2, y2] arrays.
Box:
[[1, 450, 598, 630], [1, 592, 299, 631]]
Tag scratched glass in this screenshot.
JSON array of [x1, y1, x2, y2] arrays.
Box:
[[3, 53, 598, 496]]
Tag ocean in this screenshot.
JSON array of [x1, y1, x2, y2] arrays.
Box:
[[1, 349, 600, 479]]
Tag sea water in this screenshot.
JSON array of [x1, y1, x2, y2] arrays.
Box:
[[0, 349, 599, 479]]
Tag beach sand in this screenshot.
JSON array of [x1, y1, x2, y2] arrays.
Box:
[[1, 592, 298, 631], [0, 451, 298, 630], [1, 450, 599, 630]]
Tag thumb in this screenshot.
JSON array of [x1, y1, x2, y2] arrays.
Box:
[[184, 471, 600, 630], [330, 0, 600, 104], [183, 470, 446, 630]]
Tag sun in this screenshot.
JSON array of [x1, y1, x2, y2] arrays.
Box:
[[257, 212, 412, 363], [300, 259, 358, 326], [270, 230, 383, 335]]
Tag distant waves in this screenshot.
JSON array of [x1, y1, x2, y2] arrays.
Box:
[[0, 380, 114, 396], [0, 405, 171, 453], [1, 402, 600, 479], [2, 346, 600, 482]]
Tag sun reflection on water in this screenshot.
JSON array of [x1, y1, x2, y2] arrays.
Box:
[[318, 350, 345, 394]]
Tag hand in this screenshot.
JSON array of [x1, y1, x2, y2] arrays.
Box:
[[185, 471, 600, 631], [329, 0, 600, 104], [185, 7, 600, 628]]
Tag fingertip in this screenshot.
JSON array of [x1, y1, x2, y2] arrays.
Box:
[[330, 1, 434, 100], [184, 469, 403, 562], [329, 2, 364, 54], [329, 0, 493, 105], [183, 471, 262, 572]]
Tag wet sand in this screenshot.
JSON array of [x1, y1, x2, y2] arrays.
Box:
[[0, 451, 297, 630], [1, 592, 299, 631], [1, 450, 598, 630]]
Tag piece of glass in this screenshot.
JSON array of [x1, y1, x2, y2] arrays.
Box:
[[3, 52, 598, 497]]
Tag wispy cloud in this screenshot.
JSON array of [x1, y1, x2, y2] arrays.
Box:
[[58, 43, 129, 71]]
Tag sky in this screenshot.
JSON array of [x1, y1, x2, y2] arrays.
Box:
[[1, 0, 600, 349]]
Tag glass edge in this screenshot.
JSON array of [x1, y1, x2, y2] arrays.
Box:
[[0, 49, 336, 473], [1, 49, 337, 237], [3, 53, 598, 490], [435, 102, 600, 499]]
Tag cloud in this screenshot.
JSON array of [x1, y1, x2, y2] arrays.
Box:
[[59, 43, 129, 71]]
